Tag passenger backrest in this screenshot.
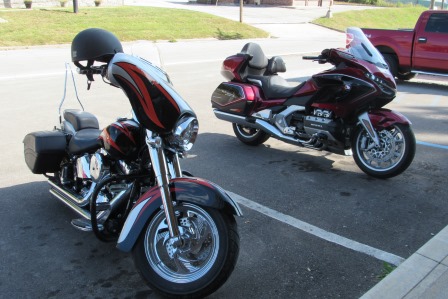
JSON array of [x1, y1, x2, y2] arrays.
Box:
[[266, 56, 286, 74], [239, 43, 269, 76]]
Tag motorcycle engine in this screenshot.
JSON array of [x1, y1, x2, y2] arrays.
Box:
[[303, 109, 342, 142], [75, 152, 129, 205], [71, 152, 108, 185]]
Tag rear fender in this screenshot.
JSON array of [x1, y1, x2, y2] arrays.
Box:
[[116, 177, 242, 252], [368, 108, 412, 129]]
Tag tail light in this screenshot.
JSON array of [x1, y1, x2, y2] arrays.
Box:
[[221, 55, 246, 81]]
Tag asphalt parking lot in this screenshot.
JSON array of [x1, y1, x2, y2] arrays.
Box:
[[1, 3, 448, 298], [1, 42, 447, 299]]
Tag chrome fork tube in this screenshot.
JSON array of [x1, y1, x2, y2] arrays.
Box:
[[146, 131, 180, 239], [168, 153, 182, 178], [359, 112, 380, 146]]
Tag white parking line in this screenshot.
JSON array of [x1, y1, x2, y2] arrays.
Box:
[[431, 96, 441, 106], [227, 191, 405, 267], [417, 141, 448, 150], [0, 72, 64, 81]]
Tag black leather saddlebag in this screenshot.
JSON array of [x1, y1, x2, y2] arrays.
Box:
[[23, 130, 67, 174]]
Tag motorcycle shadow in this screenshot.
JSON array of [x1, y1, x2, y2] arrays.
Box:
[[0, 181, 157, 298], [183, 132, 361, 182]]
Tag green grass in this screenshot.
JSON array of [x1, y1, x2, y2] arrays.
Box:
[[312, 6, 427, 32], [377, 262, 396, 280], [0, 6, 268, 47], [0, 5, 433, 47]]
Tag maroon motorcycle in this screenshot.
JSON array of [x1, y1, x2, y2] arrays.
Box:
[[211, 27, 416, 179]]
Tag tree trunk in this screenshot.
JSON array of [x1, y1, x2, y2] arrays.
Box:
[[429, 0, 435, 9]]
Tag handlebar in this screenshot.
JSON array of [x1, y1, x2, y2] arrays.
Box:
[[77, 65, 106, 76], [303, 56, 321, 60], [303, 54, 328, 64], [76, 64, 108, 89]]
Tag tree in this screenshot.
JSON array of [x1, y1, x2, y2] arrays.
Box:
[[429, 0, 435, 9], [73, 0, 79, 13]]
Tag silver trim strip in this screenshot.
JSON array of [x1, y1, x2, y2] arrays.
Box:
[[412, 70, 448, 77]]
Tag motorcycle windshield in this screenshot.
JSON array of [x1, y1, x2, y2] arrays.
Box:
[[346, 27, 388, 70], [108, 53, 195, 133]]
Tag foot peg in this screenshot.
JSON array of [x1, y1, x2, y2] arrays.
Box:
[[71, 218, 104, 232]]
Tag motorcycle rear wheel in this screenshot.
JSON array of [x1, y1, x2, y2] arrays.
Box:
[[132, 202, 239, 299], [352, 123, 416, 179], [232, 123, 270, 146]]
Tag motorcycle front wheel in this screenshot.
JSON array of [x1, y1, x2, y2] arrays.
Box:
[[132, 202, 239, 299], [352, 123, 416, 179], [232, 123, 270, 146]]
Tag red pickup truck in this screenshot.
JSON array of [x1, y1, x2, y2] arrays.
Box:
[[362, 10, 448, 80]]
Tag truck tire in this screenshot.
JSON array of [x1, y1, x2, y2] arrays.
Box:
[[397, 72, 417, 81], [383, 54, 398, 78]]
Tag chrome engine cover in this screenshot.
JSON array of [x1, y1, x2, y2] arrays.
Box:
[[90, 152, 105, 182], [76, 155, 91, 179]]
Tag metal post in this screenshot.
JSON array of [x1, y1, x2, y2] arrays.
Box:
[[240, 0, 243, 23], [73, 0, 78, 13], [326, 0, 333, 18]]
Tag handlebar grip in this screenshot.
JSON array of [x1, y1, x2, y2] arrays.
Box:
[[303, 56, 320, 60]]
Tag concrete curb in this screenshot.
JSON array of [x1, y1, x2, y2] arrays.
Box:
[[361, 225, 448, 299]]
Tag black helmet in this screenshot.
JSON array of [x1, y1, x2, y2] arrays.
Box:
[[71, 28, 123, 66]]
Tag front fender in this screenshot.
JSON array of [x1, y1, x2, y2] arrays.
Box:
[[116, 177, 242, 252], [369, 109, 412, 129]]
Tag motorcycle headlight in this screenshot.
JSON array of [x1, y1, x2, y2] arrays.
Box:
[[366, 72, 396, 96], [172, 116, 199, 152]]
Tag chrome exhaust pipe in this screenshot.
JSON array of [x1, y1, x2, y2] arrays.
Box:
[[214, 109, 353, 156], [214, 109, 256, 128], [49, 180, 133, 221], [48, 179, 91, 207], [50, 188, 91, 220], [213, 109, 306, 146]]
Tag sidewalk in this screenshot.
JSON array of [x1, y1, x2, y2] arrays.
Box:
[[361, 225, 448, 299], [129, 1, 448, 298]]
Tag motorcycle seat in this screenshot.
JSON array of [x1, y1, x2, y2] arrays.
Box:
[[68, 129, 101, 155], [247, 75, 304, 100], [64, 109, 99, 131]]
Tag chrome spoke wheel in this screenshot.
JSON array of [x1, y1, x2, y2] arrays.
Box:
[[352, 123, 416, 178], [358, 126, 405, 171], [144, 203, 219, 284]]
